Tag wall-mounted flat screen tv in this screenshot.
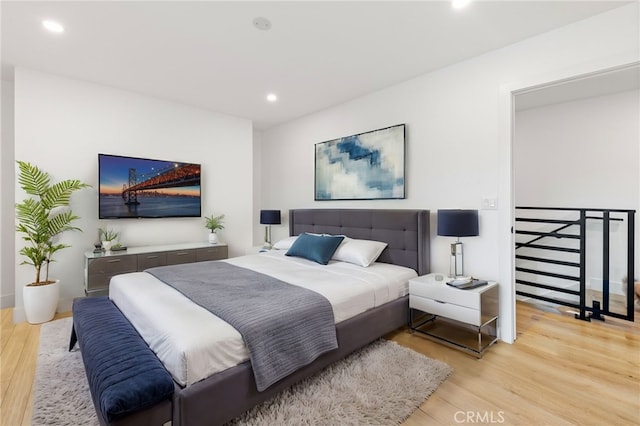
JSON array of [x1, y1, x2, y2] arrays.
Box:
[[98, 153, 201, 219]]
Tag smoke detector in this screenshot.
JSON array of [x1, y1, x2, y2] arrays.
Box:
[[253, 17, 272, 31]]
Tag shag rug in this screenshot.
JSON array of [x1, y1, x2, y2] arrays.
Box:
[[33, 317, 452, 425]]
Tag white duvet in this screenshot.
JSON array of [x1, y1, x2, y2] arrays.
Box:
[[109, 250, 416, 386]]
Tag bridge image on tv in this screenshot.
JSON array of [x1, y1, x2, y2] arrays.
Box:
[[99, 155, 201, 218]]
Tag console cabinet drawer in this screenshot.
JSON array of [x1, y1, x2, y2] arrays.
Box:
[[137, 252, 167, 270], [196, 246, 228, 262], [166, 249, 197, 265], [87, 256, 137, 275], [86, 273, 122, 291]]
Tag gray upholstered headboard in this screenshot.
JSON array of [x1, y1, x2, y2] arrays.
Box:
[[289, 209, 430, 276]]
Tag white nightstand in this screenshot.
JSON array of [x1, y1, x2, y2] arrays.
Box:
[[409, 273, 499, 357]]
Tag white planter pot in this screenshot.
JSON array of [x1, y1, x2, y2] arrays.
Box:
[[23, 280, 60, 324], [102, 240, 112, 251], [208, 232, 219, 244]]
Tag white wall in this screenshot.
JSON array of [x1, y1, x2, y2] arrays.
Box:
[[514, 89, 640, 296], [259, 4, 639, 342], [1, 80, 16, 308], [252, 130, 263, 248], [515, 90, 639, 209], [11, 68, 254, 322]]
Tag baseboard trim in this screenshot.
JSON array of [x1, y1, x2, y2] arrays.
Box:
[[0, 293, 15, 309], [11, 297, 74, 324]]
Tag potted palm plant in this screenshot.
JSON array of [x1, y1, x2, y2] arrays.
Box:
[[204, 213, 225, 244], [15, 161, 89, 324]]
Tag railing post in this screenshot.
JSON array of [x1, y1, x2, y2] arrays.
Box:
[[627, 211, 635, 321], [591, 210, 609, 321], [575, 210, 589, 321]]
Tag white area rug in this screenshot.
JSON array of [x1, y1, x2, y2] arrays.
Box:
[[32, 317, 96, 426], [33, 317, 452, 425]]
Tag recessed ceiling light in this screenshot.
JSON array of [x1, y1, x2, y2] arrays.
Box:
[[451, 0, 472, 9], [266, 93, 278, 103], [42, 20, 64, 33]]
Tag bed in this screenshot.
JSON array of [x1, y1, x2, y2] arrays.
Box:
[[80, 208, 430, 425]]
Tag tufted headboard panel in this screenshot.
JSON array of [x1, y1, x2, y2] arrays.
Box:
[[289, 209, 430, 276]]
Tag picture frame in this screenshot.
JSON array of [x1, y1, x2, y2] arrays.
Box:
[[315, 124, 406, 200]]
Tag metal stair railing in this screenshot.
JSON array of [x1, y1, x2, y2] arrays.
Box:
[[515, 207, 635, 322]]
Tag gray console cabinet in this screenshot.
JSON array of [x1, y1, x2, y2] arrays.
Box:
[[84, 242, 228, 297]]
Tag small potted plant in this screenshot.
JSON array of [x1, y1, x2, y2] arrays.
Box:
[[204, 213, 225, 244], [15, 161, 89, 324], [100, 227, 119, 251]]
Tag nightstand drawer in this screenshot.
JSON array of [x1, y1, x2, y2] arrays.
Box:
[[409, 278, 494, 310], [410, 295, 482, 326]]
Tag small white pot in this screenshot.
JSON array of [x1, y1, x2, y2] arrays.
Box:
[[23, 280, 60, 324], [102, 240, 112, 251], [208, 232, 219, 244]]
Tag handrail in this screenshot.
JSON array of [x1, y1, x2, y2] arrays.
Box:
[[515, 222, 577, 249], [515, 215, 623, 250], [517, 206, 633, 213]]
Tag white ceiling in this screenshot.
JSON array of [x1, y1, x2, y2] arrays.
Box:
[[1, 1, 631, 129]]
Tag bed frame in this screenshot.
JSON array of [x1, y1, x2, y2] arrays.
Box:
[[99, 209, 430, 425]]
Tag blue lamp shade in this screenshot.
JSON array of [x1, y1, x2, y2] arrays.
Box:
[[437, 209, 479, 237], [260, 210, 281, 225]]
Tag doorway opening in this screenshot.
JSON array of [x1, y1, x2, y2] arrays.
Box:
[[511, 64, 639, 324]]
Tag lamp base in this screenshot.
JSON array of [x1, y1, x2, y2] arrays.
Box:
[[449, 241, 465, 277], [263, 225, 272, 250]]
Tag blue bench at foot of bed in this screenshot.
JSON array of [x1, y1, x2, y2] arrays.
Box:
[[70, 297, 175, 426]]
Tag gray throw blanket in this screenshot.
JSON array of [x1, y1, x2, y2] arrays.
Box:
[[146, 261, 338, 391]]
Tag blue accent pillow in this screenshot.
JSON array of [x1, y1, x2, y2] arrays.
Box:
[[285, 233, 345, 265]]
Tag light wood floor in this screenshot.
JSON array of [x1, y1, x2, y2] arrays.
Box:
[[1, 309, 71, 426], [1, 303, 638, 425]]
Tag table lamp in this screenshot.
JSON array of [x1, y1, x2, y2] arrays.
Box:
[[437, 209, 479, 278], [260, 210, 281, 249]]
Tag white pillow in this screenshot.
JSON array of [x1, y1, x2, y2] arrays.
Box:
[[273, 233, 327, 250], [331, 237, 388, 267], [272, 236, 298, 250]]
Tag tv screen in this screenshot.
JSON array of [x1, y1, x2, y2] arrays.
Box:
[[98, 153, 201, 219]]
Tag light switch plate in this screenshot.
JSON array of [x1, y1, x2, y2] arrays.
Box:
[[482, 198, 498, 210]]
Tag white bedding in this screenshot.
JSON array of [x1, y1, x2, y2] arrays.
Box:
[[109, 250, 416, 386]]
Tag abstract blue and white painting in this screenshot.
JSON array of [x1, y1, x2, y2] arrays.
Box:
[[315, 124, 405, 200]]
